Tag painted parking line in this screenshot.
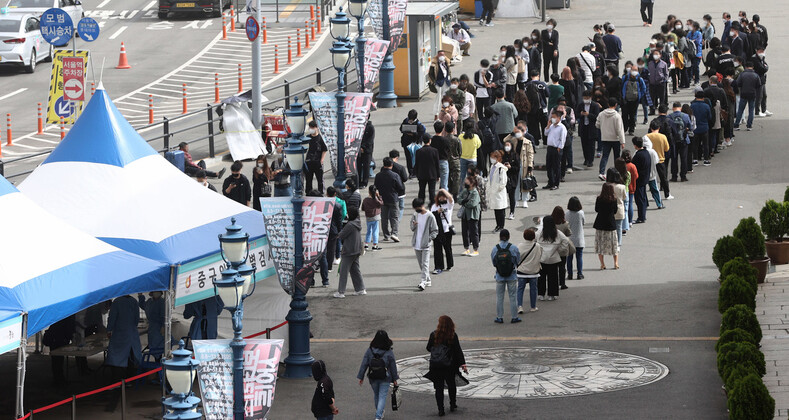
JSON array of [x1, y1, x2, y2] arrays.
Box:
[[0, 88, 27, 102], [108, 25, 128, 39], [97, 0, 112, 8], [142, 0, 157, 11]]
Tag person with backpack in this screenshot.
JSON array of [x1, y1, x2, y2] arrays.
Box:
[[400, 109, 427, 178], [537, 216, 570, 301], [665, 103, 691, 181], [621, 67, 649, 136], [425, 315, 468, 416], [490, 229, 521, 323], [516, 228, 543, 314], [357, 330, 399, 420]]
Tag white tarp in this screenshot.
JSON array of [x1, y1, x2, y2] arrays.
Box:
[[497, 0, 538, 17], [224, 103, 268, 161]]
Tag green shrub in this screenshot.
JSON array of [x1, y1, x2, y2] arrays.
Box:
[[724, 363, 761, 391], [733, 217, 766, 260], [712, 236, 747, 272], [759, 199, 787, 242], [717, 341, 765, 379], [719, 274, 757, 313], [727, 372, 775, 420], [721, 304, 763, 344], [721, 257, 759, 294], [784, 186, 789, 203], [716, 328, 758, 352]]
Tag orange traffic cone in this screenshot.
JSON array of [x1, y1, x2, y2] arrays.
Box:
[[116, 42, 131, 69]]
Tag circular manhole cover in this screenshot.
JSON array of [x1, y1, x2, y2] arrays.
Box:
[[396, 347, 669, 399]]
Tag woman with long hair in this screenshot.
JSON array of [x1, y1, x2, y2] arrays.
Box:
[[614, 157, 631, 233], [252, 154, 272, 211], [537, 215, 570, 301], [488, 150, 509, 232], [606, 168, 627, 247], [721, 77, 736, 147], [504, 45, 519, 102], [551, 206, 572, 289], [357, 330, 399, 420], [502, 138, 521, 220], [431, 189, 455, 274], [425, 315, 467, 416], [594, 183, 619, 269], [458, 175, 481, 256], [458, 120, 481, 194], [565, 197, 585, 280], [513, 89, 531, 123], [438, 95, 459, 134]]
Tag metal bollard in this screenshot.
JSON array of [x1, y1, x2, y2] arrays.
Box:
[[207, 105, 215, 157], [182, 84, 187, 114], [238, 63, 243, 92], [37, 103, 43, 134], [121, 379, 126, 420], [163, 117, 170, 150], [71, 395, 76, 420], [274, 45, 279, 74], [287, 36, 293, 64], [214, 73, 220, 103], [148, 95, 154, 124]]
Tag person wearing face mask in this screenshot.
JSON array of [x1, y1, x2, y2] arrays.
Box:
[[251, 155, 271, 210], [541, 19, 560, 81], [647, 46, 669, 114], [458, 175, 481, 256], [223, 160, 252, 206], [270, 147, 293, 197], [446, 77, 465, 114], [640, 0, 654, 27], [503, 46, 519, 102], [602, 25, 623, 73], [687, 21, 703, 86], [595, 98, 626, 181], [474, 59, 494, 118], [515, 121, 536, 205], [430, 189, 455, 274], [621, 66, 648, 136], [543, 110, 567, 191], [488, 150, 509, 232], [728, 23, 746, 61], [303, 121, 328, 194], [721, 12, 733, 46], [500, 138, 520, 219], [428, 51, 451, 119], [552, 98, 576, 181], [576, 90, 602, 167], [750, 47, 770, 118]]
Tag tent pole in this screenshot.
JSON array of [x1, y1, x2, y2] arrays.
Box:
[[15, 314, 28, 418], [164, 265, 176, 358]]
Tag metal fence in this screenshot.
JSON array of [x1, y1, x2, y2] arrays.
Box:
[[1, 65, 358, 180]]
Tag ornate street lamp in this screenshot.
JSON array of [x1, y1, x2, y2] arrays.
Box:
[[348, 0, 368, 92], [328, 38, 352, 190], [162, 340, 201, 419], [329, 8, 351, 42]]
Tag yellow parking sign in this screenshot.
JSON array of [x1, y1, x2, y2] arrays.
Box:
[[47, 50, 90, 124]]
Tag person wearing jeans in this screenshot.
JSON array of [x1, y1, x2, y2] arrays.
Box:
[[458, 175, 481, 256], [491, 229, 521, 323], [516, 228, 542, 313], [733, 62, 762, 130], [356, 331, 399, 420]]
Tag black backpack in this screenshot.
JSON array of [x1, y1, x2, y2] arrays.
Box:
[[430, 343, 452, 368], [668, 114, 687, 143], [367, 352, 388, 380], [495, 244, 515, 277]]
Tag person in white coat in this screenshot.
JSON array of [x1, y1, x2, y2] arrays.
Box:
[[488, 150, 509, 233]]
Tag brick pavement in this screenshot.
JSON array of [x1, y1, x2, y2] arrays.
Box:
[[757, 264, 789, 418]]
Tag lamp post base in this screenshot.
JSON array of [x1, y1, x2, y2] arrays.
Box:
[[377, 53, 397, 108], [282, 295, 314, 378]]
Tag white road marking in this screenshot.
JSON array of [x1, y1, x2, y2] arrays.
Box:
[[142, 0, 156, 11], [109, 26, 128, 39], [0, 88, 27, 101], [97, 0, 112, 8]]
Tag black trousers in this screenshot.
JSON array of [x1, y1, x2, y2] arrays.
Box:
[[480, 0, 494, 23], [326, 233, 338, 270], [693, 131, 710, 161], [505, 84, 517, 103], [538, 262, 560, 296], [543, 53, 559, 81], [622, 101, 639, 133], [579, 123, 597, 165], [494, 209, 506, 230], [475, 97, 490, 120], [356, 153, 371, 187], [559, 256, 567, 286], [671, 141, 688, 178], [527, 112, 547, 146], [433, 234, 454, 270], [656, 162, 670, 197], [304, 161, 324, 193], [461, 216, 479, 250], [546, 146, 561, 188], [640, 1, 653, 24], [649, 83, 666, 112], [185, 162, 218, 178], [635, 184, 648, 221], [507, 182, 517, 213], [432, 369, 457, 411], [418, 178, 436, 204]]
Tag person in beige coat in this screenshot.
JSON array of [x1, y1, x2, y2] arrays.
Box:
[[595, 98, 626, 180], [502, 124, 535, 209]]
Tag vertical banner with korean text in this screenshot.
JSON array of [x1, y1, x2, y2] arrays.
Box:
[[308, 92, 373, 178], [260, 197, 335, 295], [365, 0, 408, 54], [193, 339, 284, 420], [355, 39, 390, 93]]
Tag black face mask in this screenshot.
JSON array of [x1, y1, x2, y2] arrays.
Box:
[[233, 174, 241, 178], [465, 184, 471, 189]]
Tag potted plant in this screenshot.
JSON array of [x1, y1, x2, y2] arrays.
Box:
[[760, 200, 789, 265], [721, 258, 759, 294], [712, 235, 747, 274], [732, 217, 769, 283]]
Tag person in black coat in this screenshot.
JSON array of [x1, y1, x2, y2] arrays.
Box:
[[630, 136, 651, 223], [375, 157, 406, 242], [44, 315, 76, 386], [222, 160, 252, 206], [326, 186, 344, 273], [425, 315, 467, 416], [575, 90, 601, 167], [357, 120, 375, 188], [389, 149, 409, 185], [541, 19, 560, 80], [414, 136, 440, 204], [399, 110, 426, 178]]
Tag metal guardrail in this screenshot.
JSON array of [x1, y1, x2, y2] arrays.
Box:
[[1, 65, 359, 180]]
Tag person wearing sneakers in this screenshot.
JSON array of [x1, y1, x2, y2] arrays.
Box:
[[411, 198, 439, 291], [458, 175, 481, 257], [641, 136, 665, 210], [595, 98, 626, 181], [689, 91, 713, 167], [491, 229, 521, 324], [733, 61, 761, 131], [644, 120, 672, 199], [430, 190, 455, 275], [361, 186, 383, 252], [537, 216, 570, 301], [334, 208, 366, 298], [516, 228, 543, 315]]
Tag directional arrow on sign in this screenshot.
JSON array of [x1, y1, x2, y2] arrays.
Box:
[[63, 78, 84, 101], [57, 100, 72, 116], [83, 33, 93, 41]]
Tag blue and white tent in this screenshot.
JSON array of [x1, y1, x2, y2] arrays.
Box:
[[18, 88, 266, 266], [0, 175, 170, 338]]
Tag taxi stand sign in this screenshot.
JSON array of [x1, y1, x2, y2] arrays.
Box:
[[39, 8, 73, 47], [46, 50, 90, 124]]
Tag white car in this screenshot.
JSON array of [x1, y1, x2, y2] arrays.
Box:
[[0, 13, 50, 72], [4, 0, 83, 31]]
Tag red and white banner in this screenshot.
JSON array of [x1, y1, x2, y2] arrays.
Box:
[[193, 339, 284, 420], [367, 0, 408, 55], [308, 92, 373, 178], [356, 39, 390, 93]]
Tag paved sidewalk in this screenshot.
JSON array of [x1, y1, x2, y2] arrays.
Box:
[[757, 264, 789, 418]]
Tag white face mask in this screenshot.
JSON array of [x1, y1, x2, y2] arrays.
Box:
[[758, 53, 765, 58], [490, 157, 498, 164], [256, 162, 264, 168], [729, 31, 735, 37], [675, 24, 682, 30], [551, 117, 558, 124], [514, 132, 523, 139], [442, 102, 450, 108], [500, 50, 507, 55], [481, 66, 488, 71], [450, 84, 458, 90], [583, 99, 591, 104], [438, 56, 446, 62], [504, 145, 512, 152], [308, 128, 316, 135], [546, 24, 553, 30], [653, 54, 661, 60], [631, 71, 639, 77], [625, 66, 631, 72]]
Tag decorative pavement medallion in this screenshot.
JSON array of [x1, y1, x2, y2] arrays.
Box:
[[396, 347, 669, 399]]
